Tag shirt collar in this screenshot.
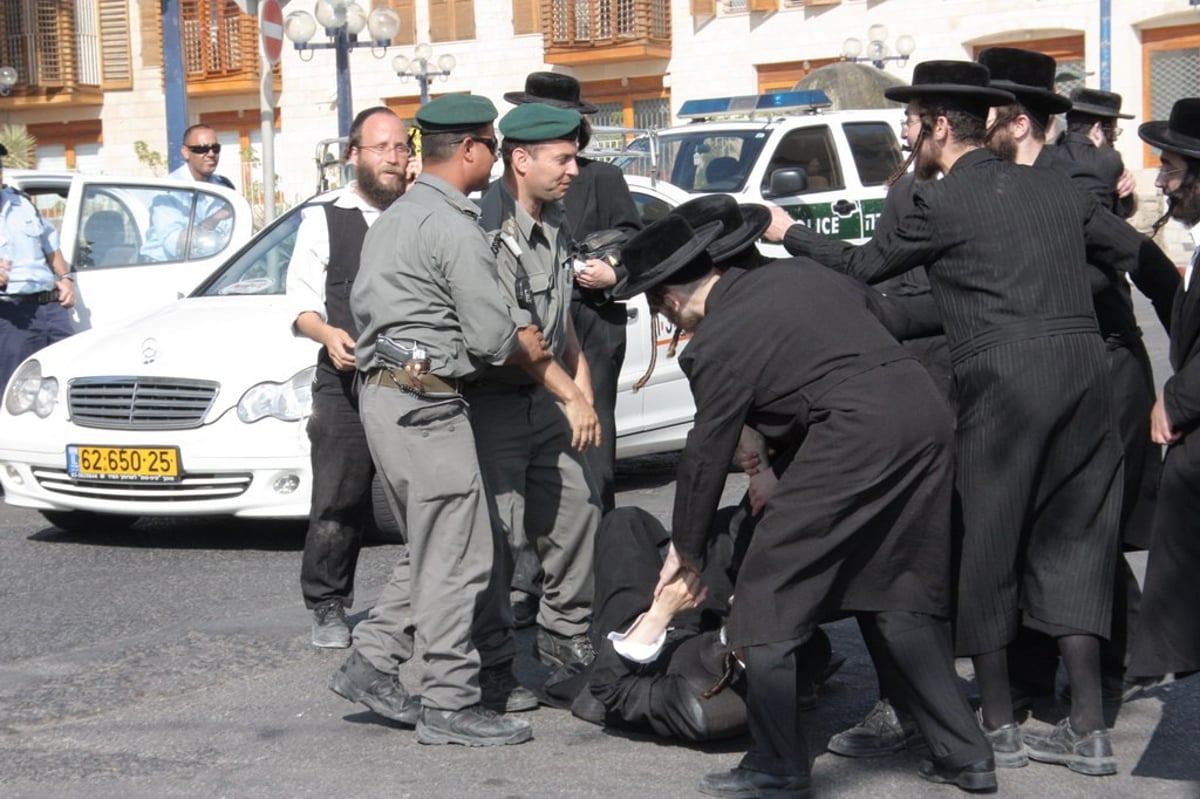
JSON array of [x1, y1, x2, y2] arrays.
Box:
[[334, 183, 384, 213], [414, 172, 479, 219], [495, 178, 562, 243]]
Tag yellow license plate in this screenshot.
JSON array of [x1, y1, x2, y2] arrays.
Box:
[[67, 445, 181, 481]]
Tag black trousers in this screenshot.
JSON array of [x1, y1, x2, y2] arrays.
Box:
[[572, 298, 626, 514], [741, 613, 990, 777], [299, 369, 373, 609]]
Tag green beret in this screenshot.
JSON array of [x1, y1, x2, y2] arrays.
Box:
[[499, 103, 581, 143], [415, 95, 498, 134]]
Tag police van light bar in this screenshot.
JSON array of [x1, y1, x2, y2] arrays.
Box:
[[678, 90, 832, 120]]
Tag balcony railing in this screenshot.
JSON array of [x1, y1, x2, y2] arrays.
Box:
[[543, 0, 671, 65]]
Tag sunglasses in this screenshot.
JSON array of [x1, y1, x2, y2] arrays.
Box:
[[452, 135, 498, 156], [185, 143, 221, 155]]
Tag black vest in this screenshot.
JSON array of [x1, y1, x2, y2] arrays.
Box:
[[317, 203, 369, 377]]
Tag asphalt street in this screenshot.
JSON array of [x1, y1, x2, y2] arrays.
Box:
[[1, 295, 1197, 799]]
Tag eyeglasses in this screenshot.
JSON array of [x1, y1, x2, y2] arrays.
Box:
[[358, 142, 412, 158], [898, 118, 922, 136], [1158, 163, 1187, 179], [185, 143, 221, 155], [452, 135, 498, 156]]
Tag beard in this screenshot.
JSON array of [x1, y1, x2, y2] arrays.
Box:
[[985, 125, 1018, 164], [1167, 181, 1200, 227], [356, 165, 406, 209], [914, 140, 940, 182]]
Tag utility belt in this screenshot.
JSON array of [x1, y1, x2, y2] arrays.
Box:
[[0, 288, 59, 305], [364, 366, 462, 398]]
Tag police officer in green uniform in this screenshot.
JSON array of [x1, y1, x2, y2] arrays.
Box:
[[329, 95, 547, 747], [476, 103, 603, 670]]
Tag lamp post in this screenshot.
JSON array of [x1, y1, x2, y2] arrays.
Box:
[[392, 44, 456, 107], [842, 26, 915, 70], [283, 0, 401, 140], [0, 65, 18, 96]]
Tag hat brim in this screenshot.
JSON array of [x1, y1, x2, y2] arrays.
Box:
[[989, 81, 1073, 114], [885, 84, 1016, 106], [1068, 101, 1134, 120], [616, 220, 725, 300], [1139, 120, 1200, 159], [502, 91, 599, 115], [707, 204, 772, 263]]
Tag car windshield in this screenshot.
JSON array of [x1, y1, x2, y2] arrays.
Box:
[[617, 130, 770, 193], [195, 202, 310, 297]]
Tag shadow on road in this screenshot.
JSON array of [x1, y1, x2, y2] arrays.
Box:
[[28, 515, 311, 552]]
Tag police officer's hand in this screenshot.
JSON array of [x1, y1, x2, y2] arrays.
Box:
[[515, 324, 551, 363], [564, 395, 601, 452], [575, 259, 616, 290], [323, 327, 357, 371], [1151, 394, 1180, 445], [55, 276, 76, 308], [763, 204, 797, 243]]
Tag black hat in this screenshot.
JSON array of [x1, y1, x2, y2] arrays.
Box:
[[0, 143, 7, 158], [1068, 88, 1133, 120], [884, 60, 1015, 118], [615, 217, 723, 300], [1139, 98, 1200, 160], [670, 195, 771, 264], [504, 71, 599, 115], [977, 47, 1072, 117]]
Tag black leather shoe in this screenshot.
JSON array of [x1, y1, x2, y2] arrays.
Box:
[[479, 661, 538, 713], [536, 627, 595, 668], [1023, 718, 1116, 776], [698, 767, 811, 798], [978, 711, 1027, 768], [918, 758, 998, 793], [328, 649, 419, 726], [828, 699, 920, 758], [417, 703, 533, 746]]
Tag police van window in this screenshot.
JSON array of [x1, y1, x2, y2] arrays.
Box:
[[654, 131, 768, 193], [631, 192, 673, 226], [762, 126, 843, 194], [844, 122, 904, 187]]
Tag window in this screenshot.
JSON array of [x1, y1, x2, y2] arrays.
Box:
[[1143, 25, 1200, 166], [762, 126, 842, 194], [0, 0, 128, 92], [843, 122, 902, 187], [648, 130, 770, 191], [201, 207, 306, 297], [429, 0, 475, 42], [514, 0, 541, 35]]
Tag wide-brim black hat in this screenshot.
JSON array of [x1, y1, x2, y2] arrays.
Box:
[[615, 217, 724, 300], [977, 47, 1072, 115], [1068, 88, 1133, 119], [1139, 98, 1200, 159], [884, 60, 1015, 107], [504, 71, 599, 115], [670, 195, 771, 264]]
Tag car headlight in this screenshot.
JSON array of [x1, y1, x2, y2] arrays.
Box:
[[237, 366, 315, 423], [4, 359, 59, 418]]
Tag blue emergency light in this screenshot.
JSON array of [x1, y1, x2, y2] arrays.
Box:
[[678, 90, 832, 120]]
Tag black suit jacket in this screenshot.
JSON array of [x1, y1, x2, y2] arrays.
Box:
[[1166, 265, 1200, 435], [564, 157, 642, 305]]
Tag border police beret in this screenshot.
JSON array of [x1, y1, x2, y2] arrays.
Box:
[[498, 103, 581, 143], [415, 95, 498, 134]]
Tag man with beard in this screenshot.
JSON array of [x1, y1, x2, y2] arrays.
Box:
[[332, 95, 549, 746], [288, 107, 411, 649], [1057, 88, 1138, 219], [1127, 97, 1200, 685], [475, 103, 603, 673], [617, 214, 993, 797], [977, 47, 1180, 712], [768, 60, 1128, 777]]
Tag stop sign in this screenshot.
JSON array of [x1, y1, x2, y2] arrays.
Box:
[[260, 0, 283, 65]]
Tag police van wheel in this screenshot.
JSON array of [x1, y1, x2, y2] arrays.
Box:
[[39, 509, 138, 534], [366, 474, 407, 544]]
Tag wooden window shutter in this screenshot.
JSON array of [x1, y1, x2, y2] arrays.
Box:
[[429, 0, 452, 42], [99, 0, 132, 89], [513, 0, 539, 35], [139, 0, 162, 69], [31, 0, 74, 88], [690, 0, 716, 17], [453, 0, 475, 40], [386, 0, 416, 45], [749, 0, 776, 10]]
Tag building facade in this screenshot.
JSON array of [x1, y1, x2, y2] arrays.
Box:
[[0, 0, 1197, 210]]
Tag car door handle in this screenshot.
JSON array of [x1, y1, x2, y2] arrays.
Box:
[[832, 199, 857, 216], [626, 307, 639, 322]]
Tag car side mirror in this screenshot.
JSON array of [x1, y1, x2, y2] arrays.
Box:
[[763, 168, 808, 199]]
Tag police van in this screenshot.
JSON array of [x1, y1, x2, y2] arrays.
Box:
[[608, 90, 903, 247]]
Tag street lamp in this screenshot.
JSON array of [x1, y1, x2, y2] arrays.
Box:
[[392, 44, 456, 107], [284, 1, 401, 140], [0, 65, 17, 96], [842, 26, 915, 70]]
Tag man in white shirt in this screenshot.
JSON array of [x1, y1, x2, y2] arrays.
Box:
[[286, 108, 411, 661], [141, 125, 237, 262]]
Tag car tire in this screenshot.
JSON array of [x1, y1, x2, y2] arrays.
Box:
[[366, 473, 406, 544], [39, 509, 139, 534]]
